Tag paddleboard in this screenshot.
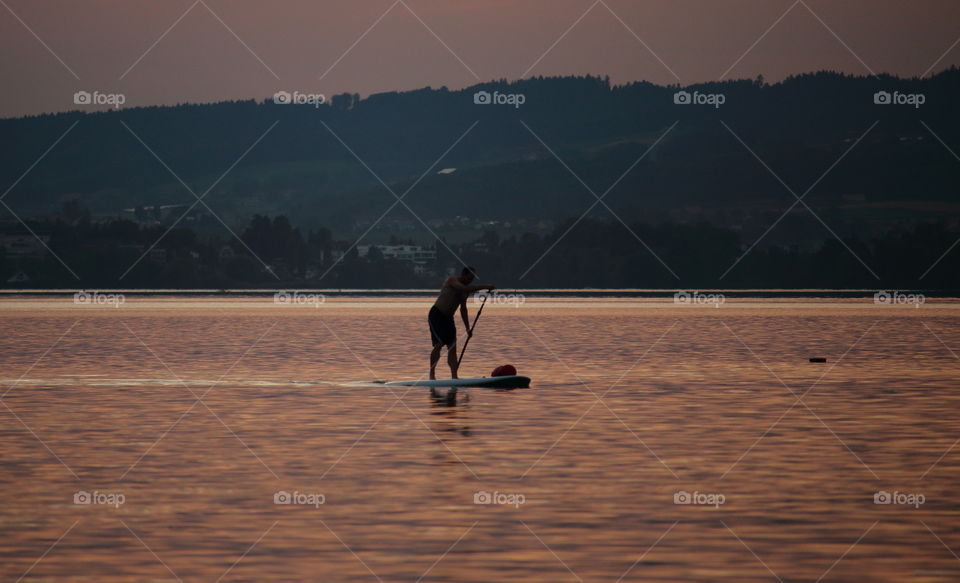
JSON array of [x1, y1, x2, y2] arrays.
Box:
[[384, 376, 531, 389]]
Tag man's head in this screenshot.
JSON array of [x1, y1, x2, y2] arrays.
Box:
[[460, 265, 477, 284]]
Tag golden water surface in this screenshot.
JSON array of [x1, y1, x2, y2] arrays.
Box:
[[1, 296, 959, 582]]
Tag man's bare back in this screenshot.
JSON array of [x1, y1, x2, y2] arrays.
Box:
[[432, 276, 469, 316]]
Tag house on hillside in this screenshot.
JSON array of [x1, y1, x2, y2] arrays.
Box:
[[357, 244, 436, 262], [218, 245, 236, 262], [148, 248, 167, 263], [6, 271, 30, 283], [120, 204, 204, 224], [0, 233, 49, 257]]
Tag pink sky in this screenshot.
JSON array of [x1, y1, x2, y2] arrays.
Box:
[[2, 0, 959, 117]]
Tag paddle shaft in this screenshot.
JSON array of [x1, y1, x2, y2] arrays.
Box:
[[458, 294, 488, 366]]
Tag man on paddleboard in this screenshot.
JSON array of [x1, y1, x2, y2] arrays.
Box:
[[429, 266, 495, 380]]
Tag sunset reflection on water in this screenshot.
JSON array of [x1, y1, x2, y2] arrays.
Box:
[[1, 296, 958, 582]]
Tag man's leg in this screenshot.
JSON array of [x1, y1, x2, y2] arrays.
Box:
[[430, 343, 443, 380], [447, 343, 459, 379]]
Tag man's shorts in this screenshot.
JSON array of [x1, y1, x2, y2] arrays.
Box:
[[428, 306, 457, 347]]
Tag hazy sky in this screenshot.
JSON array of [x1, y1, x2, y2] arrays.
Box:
[[2, 0, 959, 117]]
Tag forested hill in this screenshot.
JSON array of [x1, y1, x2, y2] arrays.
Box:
[[2, 70, 958, 235]]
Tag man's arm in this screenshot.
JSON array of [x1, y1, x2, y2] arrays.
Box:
[[460, 301, 470, 334], [447, 278, 495, 294]]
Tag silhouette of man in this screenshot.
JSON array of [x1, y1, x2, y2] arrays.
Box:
[[428, 266, 494, 379]]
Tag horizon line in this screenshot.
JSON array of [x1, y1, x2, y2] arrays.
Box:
[[4, 66, 957, 122]]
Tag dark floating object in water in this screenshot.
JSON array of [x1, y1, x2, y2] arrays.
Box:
[[809, 357, 827, 363]]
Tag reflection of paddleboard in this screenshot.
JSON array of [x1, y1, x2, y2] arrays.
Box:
[[383, 376, 531, 389]]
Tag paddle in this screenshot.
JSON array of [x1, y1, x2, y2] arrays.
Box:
[[458, 293, 488, 366]]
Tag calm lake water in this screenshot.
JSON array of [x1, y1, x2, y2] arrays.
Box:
[[1, 296, 959, 582]]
